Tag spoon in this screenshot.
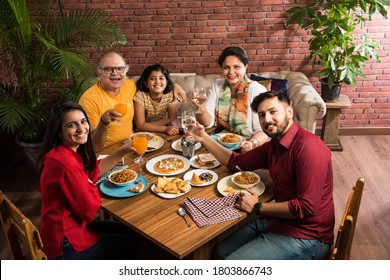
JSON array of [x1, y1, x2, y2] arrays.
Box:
[[178, 207, 191, 227]]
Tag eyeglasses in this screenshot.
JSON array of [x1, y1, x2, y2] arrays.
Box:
[[99, 66, 128, 74]]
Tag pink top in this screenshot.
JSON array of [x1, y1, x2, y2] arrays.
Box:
[[39, 145, 101, 258], [227, 123, 335, 245]]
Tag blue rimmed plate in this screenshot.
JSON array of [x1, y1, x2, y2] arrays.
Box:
[[100, 175, 149, 198], [211, 133, 245, 151]]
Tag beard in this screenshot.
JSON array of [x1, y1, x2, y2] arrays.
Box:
[[263, 115, 290, 139]]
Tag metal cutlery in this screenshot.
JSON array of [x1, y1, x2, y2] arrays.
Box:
[[178, 207, 191, 227]]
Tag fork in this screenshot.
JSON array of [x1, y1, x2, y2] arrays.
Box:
[[134, 178, 141, 184]]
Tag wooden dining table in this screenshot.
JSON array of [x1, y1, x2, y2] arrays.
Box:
[[98, 132, 274, 260]]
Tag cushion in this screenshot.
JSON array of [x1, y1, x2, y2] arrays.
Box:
[[257, 79, 272, 91], [250, 74, 288, 94]]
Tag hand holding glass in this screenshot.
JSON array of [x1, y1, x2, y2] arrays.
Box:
[[181, 110, 196, 135], [113, 100, 127, 124], [192, 87, 207, 114], [132, 132, 148, 164]]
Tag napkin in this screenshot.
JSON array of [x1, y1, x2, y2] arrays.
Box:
[[184, 195, 241, 227]]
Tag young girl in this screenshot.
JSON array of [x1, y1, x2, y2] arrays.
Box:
[[134, 64, 181, 135], [38, 100, 141, 259]]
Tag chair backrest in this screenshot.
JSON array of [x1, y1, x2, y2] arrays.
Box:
[[331, 177, 365, 260], [0, 191, 47, 260]]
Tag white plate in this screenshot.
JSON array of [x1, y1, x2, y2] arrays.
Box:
[[151, 180, 191, 199], [145, 154, 190, 176], [183, 169, 218, 187], [146, 135, 164, 152], [189, 154, 220, 169], [171, 139, 201, 152], [129, 132, 155, 141], [217, 175, 265, 197]]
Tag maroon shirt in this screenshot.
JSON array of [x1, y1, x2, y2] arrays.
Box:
[[39, 145, 101, 258], [227, 123, 335, 245]]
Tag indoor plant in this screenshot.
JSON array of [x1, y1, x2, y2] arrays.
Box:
[[286, 0, 390, 100], [0, 0, 126, 165]]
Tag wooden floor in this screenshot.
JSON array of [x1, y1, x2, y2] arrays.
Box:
[[1, 135, 390, 260]]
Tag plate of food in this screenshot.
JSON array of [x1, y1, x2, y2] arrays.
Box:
[[211, 133, 245, 150], [189, 153, 220, 169], [183, 169, 218, 187], [151, 176, 191, 199], [129, 132, 155, 141], [171, 139, 201, 152], [100, 175, 149, 198], [128, 132, 164, 152], [145, 135, 164, 152], [216, 175, 265, 197], [146, 154, 190, 176], [108, 168, 138, 187]]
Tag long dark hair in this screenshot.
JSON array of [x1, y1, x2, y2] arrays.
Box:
[[38, 100, 97, 173], [136, 64, 174, 93]]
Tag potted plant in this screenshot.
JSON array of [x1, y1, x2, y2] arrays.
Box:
[[286, 0, 390, 101], [0, 0, 126, 166]]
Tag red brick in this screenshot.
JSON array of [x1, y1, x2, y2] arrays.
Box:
[[25, 1, 390, 128]]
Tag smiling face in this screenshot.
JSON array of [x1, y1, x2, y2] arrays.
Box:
[[98, 53, 128, 95], [60, 109, 90, 151], [256, 96, 294, 139], [221, 55, 248, 88], [146, 70, 167, 96]]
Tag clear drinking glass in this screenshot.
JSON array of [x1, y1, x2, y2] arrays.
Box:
[[181, 110, 196, 134], [132, 132, 148, 164], [192, 86, 207, 114]]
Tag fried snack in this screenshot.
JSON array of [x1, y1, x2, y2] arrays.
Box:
[[224, 186, 235, 196], [110, 169, 137, 183], [233, 172, 258, 185], [191, 173, 205, 184], [220, 133, 240, 144], [154, 176, 188, 194], [128, 183, 145, 193], [177, 180, 188, 192]]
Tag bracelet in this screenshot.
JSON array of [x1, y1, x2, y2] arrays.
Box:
[[100, 116, 109, 126], [254, 202, 263, 215]]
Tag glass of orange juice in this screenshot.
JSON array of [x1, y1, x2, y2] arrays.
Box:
[[113, 100, 127, 124], [132, 132, 148, 164]]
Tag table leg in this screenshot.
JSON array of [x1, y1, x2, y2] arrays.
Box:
[[192, 241, 214, 260], [321, 108, 344, 151]]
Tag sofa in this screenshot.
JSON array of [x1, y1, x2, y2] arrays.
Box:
[[131, 71, 326, 133], [171, 71, 326, 133]]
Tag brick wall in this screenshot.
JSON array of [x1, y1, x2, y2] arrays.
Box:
[[54, 0, 390, 128]]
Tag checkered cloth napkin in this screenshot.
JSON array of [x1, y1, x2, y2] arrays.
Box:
[[184, 195, 241, 227]]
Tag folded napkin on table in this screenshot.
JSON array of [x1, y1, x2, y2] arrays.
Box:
[[184, 195, 241, 227]]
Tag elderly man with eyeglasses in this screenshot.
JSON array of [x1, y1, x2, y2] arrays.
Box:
[[79, 52, 186, 151]]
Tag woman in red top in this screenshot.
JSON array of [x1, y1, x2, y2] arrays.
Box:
[[38, 100, 140, 259]]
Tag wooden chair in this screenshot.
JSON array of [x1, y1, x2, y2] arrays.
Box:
[[331, 177, 365, 260], [0, 191, 47, 260]]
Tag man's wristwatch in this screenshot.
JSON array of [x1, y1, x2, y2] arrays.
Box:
[[254, 202, 263, 215]]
